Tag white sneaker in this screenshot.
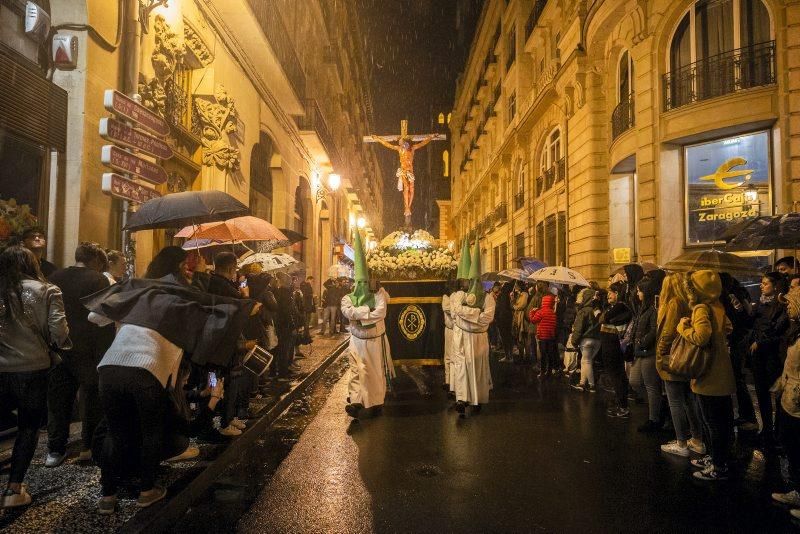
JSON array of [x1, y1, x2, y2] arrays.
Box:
[[230, 418, 246, 430], [45, 452, 66, 468], [688, 439, 706, 455], [791, 508, 800, 520], [772, 490, 800, 507], [219, 425, 242, 437], [660, 440, 690, 457]]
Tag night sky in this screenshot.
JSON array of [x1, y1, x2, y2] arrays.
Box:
[[357, 0, 482, 232]]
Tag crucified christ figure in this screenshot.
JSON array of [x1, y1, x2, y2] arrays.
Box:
[[370, 133, 436, 219]]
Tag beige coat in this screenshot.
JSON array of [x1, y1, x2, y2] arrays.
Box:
[[512, 291, 528, 341], [775, 337, 800, 418], [677, 303, 735, 397]]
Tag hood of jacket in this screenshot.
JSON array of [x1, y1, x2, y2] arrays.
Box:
[[576, 288, 596, 306], [541, 294, 555, 309], [686, 270, 722, 305]]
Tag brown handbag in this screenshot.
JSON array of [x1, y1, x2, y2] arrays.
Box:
[[664, 304, 715, 379]]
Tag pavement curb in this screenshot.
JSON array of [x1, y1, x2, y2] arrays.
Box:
[[121, 339, 349, 534]]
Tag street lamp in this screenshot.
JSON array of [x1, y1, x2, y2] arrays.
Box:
[[357, 216, 366, 229], [328, 173, 341, 192]]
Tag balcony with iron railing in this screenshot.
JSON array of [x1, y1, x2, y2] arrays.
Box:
[[662, 40, 775, 112], [526, 0, 547, 42], [296, 99, 341, 169], [514, 190, 525, 211], [535, 158, 566, 197], [246, 0, 306, 100], [611, 93, 635, 140], [494, 202, 508, 225]]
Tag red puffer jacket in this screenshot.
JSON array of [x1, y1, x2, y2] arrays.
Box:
[[530, 294, 557, 340]]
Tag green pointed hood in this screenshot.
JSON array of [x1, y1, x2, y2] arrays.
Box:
[[466, 239, 485, 308], [456, 238, 471, 280], [348, 229, 376, 308]]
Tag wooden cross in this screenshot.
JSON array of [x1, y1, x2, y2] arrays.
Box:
[[362, 120, 446, 144]]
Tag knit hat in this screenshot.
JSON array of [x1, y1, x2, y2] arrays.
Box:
[[465, 239, 485, 308], [456, 238, 471, 280], [689, 270, 722, 303], [348, 229, 376, 309]]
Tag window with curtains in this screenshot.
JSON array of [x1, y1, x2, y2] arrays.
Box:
[[665, 0, 774, 110], [536, 222, 544, 262]]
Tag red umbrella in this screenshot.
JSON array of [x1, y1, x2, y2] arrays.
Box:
[[176, 216, 290, 250]]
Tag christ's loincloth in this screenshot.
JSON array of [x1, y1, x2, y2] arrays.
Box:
[[396, 168, 415, 191]]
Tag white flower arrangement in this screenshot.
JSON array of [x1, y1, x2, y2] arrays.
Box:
[[368, 230, 457, 281]]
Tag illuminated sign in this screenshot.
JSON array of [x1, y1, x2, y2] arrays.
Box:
[[685, 131, 771, 246]]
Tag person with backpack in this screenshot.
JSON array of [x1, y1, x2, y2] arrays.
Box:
[[570, 288, 600, 392], [677, 270, 735, 481], [530, 292, 558, 378], [629, 277, 662, 432]]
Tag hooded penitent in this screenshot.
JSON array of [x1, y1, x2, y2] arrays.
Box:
[[348, 229, 375, 309], [457, 238, 471, 280], [465, 240, 485, 309]]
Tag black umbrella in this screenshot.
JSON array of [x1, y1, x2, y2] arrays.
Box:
[[723, 213, 800, 252], [278, 228, 307, 244], [124, 191, 249, 232]]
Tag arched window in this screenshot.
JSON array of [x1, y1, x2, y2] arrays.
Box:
[[667, 0, 773, 107], [442, 149, 450, 177], [438, 112, 445, 125], [538, 128, 561, 193], [618, 50, 634, 103]]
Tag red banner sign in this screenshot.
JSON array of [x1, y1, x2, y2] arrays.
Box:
[[103, 89, 169, 137], [101, 173, 161, 203], [101, 145, 168, 185], [99, 117, 173, 159]]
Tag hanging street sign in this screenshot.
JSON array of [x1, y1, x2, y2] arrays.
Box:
[[101, 173, 161, 203], [99, 117, 174, 159], [103, 89, 170, 137], [101, 145, 168, 185]]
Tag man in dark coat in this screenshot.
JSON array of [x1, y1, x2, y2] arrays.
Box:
[[46, 242, 113, 467]]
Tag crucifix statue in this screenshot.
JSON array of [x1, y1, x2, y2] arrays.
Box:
[[364, 120, 446, 228]]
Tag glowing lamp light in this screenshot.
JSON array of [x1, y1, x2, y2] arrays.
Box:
[[327, 173, 341, 191], [357, 217, 366, 228]]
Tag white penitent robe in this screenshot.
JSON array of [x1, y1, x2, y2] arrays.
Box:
[[340, 288, 395, 409], [450, 291, 496, 405], [442, 292, 455, 390]]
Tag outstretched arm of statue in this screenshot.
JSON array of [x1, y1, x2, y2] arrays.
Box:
[[372, 135, 399, 151], [411, 134, 436, 151]]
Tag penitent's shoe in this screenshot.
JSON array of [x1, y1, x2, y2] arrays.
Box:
[[219, 425, 242, 437], [166, 446, 200, 462], [345, 403, 364, 418]]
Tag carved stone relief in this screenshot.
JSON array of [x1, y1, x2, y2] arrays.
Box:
[[184, 20, 214, 67], [193, 85, 241, 172], [138, 15, 186, 118]]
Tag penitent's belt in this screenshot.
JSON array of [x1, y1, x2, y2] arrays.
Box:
[[455, 324, 487, 334]]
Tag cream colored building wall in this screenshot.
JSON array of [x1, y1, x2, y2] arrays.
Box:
[[452, 0, 795, 283]]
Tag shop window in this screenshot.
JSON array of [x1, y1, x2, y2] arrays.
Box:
[[499, 242, 508, 271], [618, 50, 634, 103]]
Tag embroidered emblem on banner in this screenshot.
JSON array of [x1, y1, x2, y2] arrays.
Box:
[[398, 304, 426, 341]]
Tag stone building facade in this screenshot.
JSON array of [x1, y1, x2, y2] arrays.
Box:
[[450, 0, 797, 280], [1, 0, 382, 292]]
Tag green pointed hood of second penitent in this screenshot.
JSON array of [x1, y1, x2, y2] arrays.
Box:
[[348, 229, 376, 309], [466, 239, 485, 308], [457, 238, 471, 280]]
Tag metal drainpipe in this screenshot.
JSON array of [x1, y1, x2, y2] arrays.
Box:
[[563, 114, 569, 267], [120, 0, 141, 276]]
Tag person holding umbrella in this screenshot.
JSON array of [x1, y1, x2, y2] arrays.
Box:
[[340, 230, 394, 419]]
